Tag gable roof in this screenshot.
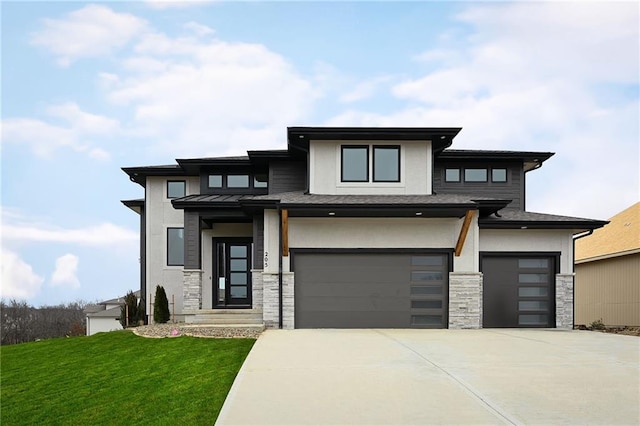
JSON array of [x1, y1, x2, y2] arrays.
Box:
[[575, 202, 640, 262]]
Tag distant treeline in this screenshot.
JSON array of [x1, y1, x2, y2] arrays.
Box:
[[1, 300, 87, 345]]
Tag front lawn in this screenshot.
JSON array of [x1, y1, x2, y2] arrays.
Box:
[[0, 331, 255, 425]]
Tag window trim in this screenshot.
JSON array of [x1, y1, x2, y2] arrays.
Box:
[[167, 227, 184, 266], [444, 168, 461, 183], [166, 180, 186, 199], [372, 145, 401, 183], [464, 168, 488, 183], [341, 145, 370, 183]]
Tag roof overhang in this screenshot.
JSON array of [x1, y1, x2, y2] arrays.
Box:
[[479, 217, 609, 232], [122, 166, 185, 187], [121, 199, 144, 214], [438, 150, 555, 172], [287, 127, 461, 154]]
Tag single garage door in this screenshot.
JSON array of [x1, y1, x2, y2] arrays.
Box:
[[482, 255, 556, 327], [293, 252, 449, 328]]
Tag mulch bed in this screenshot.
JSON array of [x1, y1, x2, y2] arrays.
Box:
[[132, 324, 264, 339], [576, 325, 640, 337]]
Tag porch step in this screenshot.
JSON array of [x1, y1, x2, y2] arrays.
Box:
[[189, 309, 264, 325]]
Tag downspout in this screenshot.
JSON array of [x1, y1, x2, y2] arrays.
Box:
[[571, 229, 594, 329], [278, 208, 284, 329]]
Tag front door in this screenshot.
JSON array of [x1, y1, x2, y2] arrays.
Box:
[[213, 239, 252, 307]]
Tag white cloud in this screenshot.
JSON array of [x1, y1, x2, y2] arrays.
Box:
[[184, 21, 215, 37], [0, 248, 45, 299], [2, 209, 138, 247], [144, 0, 217, 10], [105, 31, 319, 156], [340, 76, 394, 103], [1, 102, 118, 159], [30, 4, 148, 66], [50, 254, 80, 289]]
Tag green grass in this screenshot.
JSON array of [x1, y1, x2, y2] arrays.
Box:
[[1, 331, 255, 425]]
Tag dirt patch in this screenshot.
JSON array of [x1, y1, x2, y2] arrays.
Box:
[[576, 325, 640, 337]]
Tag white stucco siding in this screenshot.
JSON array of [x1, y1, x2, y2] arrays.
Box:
[[479, 229, 575, 273], [309, 140, 432, 195], [201, 223, 253, 309], [145, 176, 196, 317], [263, 210, 280, 274]]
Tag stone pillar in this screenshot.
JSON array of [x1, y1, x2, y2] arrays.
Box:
[[261, 272, 295, 329], [251, 270, 264, 311], [262, 273, 279, 328], [448, 272, 483, 329], [556, 273, 574, 329], [282, 273, 295, 330], [183, 270, 202, 313]]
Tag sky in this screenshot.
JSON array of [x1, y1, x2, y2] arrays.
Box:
[[1, 0, 638, 307]]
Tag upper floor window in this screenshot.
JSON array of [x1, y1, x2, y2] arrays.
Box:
[[208, 175, 223, 188], [227, 175, 250, 188], [464, 168, 487, 182], [254, 174, 268, 188], [492, 168, 507, 182], [341, 146, 369, 182], [167, 227, 184, 266], [373, 146, 400, 182], [167, 180, 186, 198], [341, 145, 400, 183], [445, 168, 460, 182]]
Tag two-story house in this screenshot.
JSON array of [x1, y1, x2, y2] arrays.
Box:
[[122, 127, 606, 329]]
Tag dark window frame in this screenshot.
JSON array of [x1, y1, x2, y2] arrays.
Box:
[[444, 168, 461, 182], [491, 168, 508, 183], [167, 227, 184, 266], [372, 145, 401, 183], [166, 180, 186, 199], [464, 168, 488, 182], [341, 145, 370, 183]]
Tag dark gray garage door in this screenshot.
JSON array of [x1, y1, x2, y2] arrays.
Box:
[[482, 255, 556, 327], [293, 252, 449, 329]]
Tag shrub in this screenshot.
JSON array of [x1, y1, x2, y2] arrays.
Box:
[[590, 318, 606, 330], [137, 299, 146, 325], [119, 291, 139, 328], [154, 286, 170, 324]]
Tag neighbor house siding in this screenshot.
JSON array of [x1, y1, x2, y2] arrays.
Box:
[[433, 161, 523, 210], [269, 160, 306, 194], [575, 253, 640, 327]]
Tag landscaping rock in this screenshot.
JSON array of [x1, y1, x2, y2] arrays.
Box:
[[132, 324, 263, 339]]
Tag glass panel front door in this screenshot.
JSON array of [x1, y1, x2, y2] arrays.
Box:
[[214, 239, 252, 307]]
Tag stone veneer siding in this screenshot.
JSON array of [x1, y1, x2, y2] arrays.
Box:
[[448, 272, 483, 329], [251, 270, 264, 311], [555, 273, 574, 329], [262, 272, 295, 329], [183, 270, 202, 312]]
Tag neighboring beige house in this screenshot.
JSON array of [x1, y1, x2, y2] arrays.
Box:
[[575, 202, 640, 327]]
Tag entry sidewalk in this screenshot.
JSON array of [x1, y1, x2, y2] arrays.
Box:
[[216, 329, 640, 425]]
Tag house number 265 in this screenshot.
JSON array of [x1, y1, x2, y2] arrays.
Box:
[[264, 251, 269, 268]]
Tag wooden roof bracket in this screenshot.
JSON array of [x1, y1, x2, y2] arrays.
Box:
[[455, 210, 475, 257]]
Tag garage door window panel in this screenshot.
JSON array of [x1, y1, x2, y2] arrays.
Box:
[[411, 286, 442, 295]]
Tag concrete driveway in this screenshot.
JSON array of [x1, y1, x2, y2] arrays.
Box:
[[216, 329, 640, 425]]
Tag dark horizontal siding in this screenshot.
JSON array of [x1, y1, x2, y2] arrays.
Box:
[[269, 160, 306, 194], [433, 160, 524, 210], [184, 211, 201, 269], [253, 215, 264, 269]]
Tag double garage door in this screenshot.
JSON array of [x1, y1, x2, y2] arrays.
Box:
[[293, 252, 449, 329], [293, 251, 556, 329]]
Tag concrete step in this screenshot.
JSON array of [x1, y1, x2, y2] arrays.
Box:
[[189, 309, 264, 325]]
